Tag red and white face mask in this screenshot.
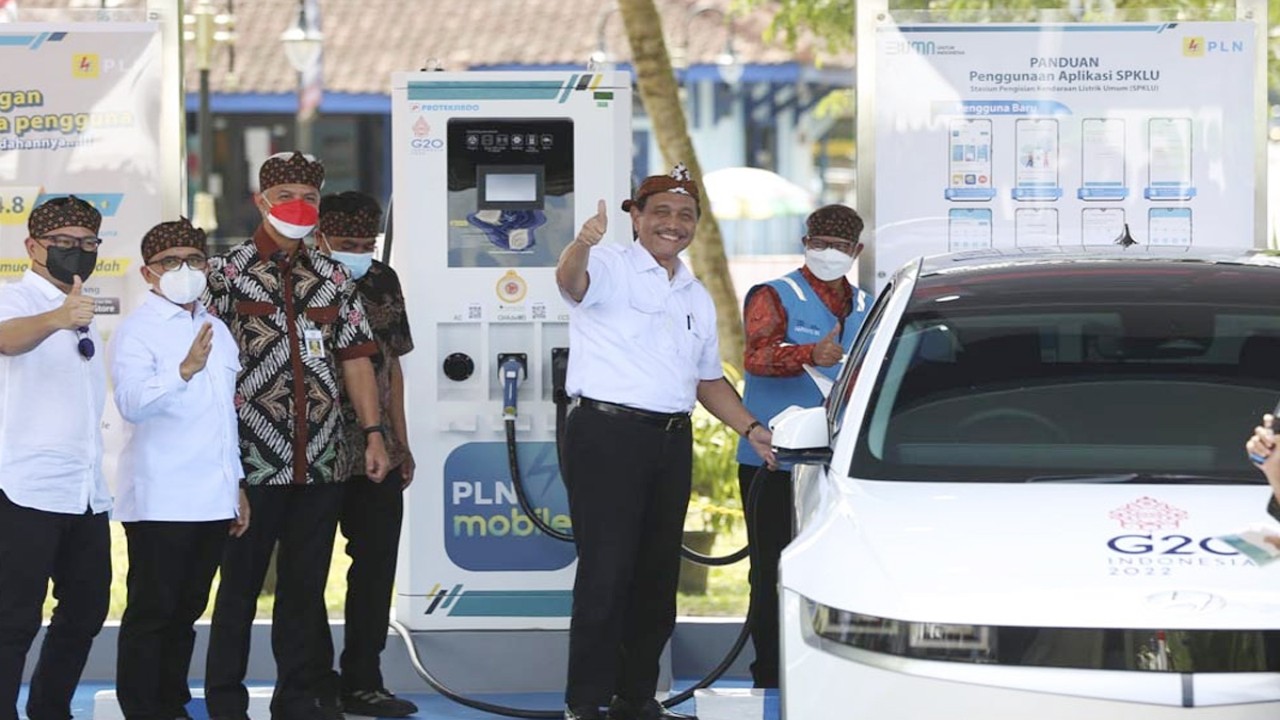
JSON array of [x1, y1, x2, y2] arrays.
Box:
[[263, 197, 319, 239]]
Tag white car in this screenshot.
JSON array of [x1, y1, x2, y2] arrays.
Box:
[[773, 249, 1280, 719]]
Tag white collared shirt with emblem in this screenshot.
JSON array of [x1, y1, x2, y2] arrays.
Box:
[[0, 270, 110, 515], [110, 291, 243, 522], [564, 240, 722, 414]]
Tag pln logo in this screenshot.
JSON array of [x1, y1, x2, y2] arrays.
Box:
[[1183, 36, 1245, 56], [72, 53, 99, 78]]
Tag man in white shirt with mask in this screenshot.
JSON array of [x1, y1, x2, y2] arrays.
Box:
[[0, 195, 111, 720], [735, 204, 870, 689], [110, 217, 249, 720]]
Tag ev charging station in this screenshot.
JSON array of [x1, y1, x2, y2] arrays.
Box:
[[390, 71, 633, 634]]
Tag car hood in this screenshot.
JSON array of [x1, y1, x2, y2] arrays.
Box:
[[780, 479, 1280, 629]]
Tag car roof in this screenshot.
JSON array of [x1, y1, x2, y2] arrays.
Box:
[[908, 247, 1280, 307]]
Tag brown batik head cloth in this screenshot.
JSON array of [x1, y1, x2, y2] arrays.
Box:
[[318, 194, 382, 239], [621, 162, 701, 213], [258, 151, 326, 192], [27, 195, 102, 237], [141, 217, 207, 262], [805, 204, 864, 244]]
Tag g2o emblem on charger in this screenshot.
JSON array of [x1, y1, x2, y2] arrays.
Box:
[[409, 116, 444, 152], [496, 270, 527, 304]]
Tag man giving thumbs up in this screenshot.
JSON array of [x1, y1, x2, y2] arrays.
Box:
[[0, 195, 111, 720], [555, 165, 773, 720], [736, 204, 871, 688]]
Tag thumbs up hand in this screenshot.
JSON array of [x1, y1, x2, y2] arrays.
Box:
[[57, 275, 95, 330], [812, 327, 844, 367], [575, 199, 609, 248]]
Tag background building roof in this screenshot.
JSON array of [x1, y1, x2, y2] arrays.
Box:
[[17, 0, 851, 95]]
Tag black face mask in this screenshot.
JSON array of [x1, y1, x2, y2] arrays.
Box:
[[44, 246, 98, 284]]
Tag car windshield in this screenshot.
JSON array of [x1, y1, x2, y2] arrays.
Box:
[[852, 260, 1280, 483]]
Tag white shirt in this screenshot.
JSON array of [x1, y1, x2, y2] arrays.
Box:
[[564, 241, 722, 413], [0, 270, 110, 515], [110, 291, 242, 522]]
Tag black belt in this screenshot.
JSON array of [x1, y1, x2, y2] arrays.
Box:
[[575, 397, 691, 431]]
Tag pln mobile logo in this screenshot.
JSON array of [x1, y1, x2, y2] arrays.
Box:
[[72, 53, 100, 78], [1182, 37, 1205, 57]]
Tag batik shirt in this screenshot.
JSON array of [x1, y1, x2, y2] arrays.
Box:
[[336, 259, 414, 479], [205, 227, 377, 486]]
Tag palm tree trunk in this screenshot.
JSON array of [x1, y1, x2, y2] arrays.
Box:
[[617, 0, 745, 372]]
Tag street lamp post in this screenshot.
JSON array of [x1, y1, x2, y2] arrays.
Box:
[[587, 3, 618, 70], [673, 4, 740, 84], [184, 0, 234, 232], [280, 0, 322, 155]]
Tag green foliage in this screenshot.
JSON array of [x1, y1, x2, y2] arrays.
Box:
[[688, 363, 746, 535]]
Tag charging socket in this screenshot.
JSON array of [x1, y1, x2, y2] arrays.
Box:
[[497, 353, 528, 379]]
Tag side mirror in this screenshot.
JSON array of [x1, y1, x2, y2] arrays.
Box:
[[769, 405, 833, 465]]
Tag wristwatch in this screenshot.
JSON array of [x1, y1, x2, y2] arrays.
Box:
[[742, 420, 762, 438], [362, 424, 386, 437]]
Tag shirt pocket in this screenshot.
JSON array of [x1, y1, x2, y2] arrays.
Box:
[[304, 304, 340, 343], [235, 300, 276, 317], [626, 292, 675, 355]]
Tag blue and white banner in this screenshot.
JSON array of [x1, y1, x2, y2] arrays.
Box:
[[0, 22, 165, 488], [873, 22, 1256, 289]]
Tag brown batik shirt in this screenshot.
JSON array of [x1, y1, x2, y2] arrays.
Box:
[[335, 259, 414, 479], [205, 226, 377, 486]]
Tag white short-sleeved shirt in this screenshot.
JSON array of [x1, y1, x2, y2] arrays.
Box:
[[110, 292, 243, 522], [564, 241, 722, 414], [0, 270, 110, 515]]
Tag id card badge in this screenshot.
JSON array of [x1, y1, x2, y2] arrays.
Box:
[[303, 328, 325, 359]]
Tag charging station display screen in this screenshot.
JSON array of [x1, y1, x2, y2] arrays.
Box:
[[448, 118, 574, 268], [484, 172, 540, 204]]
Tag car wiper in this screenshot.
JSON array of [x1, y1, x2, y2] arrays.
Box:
[[1025, 473, 1258, 484]]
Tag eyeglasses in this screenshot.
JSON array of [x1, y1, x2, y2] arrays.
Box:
[[39, 235, 102, 252], [149, 254, 208, 271], [806, 236, 857, 255], [76, 326, 94, 360]]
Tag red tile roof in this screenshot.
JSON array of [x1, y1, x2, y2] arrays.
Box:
[[20, 0, 850, 95]]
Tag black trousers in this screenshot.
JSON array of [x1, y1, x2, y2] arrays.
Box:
[[117, 520, 227, 720], [337, 468, 403, 693], [205, 484, 343, 720], [737, 464, 793, 689], [0, 490, 110, 720], [563, 405, 692, 711]]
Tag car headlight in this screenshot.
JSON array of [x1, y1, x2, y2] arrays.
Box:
[[807, 598, 994, 663]]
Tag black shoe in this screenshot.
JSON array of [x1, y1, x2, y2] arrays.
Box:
[[341, 689, 418, 718], [564, 705, 605, 720], [606, 697, 697, 720], [314, 696, 345, 720]]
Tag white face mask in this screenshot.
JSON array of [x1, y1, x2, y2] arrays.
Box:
[[805, 247, 854, 281], [157, 264, 208, 305]]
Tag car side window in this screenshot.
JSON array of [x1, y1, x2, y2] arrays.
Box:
[[827, 283, 894, 432]]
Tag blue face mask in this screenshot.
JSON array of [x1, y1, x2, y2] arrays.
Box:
[[330, 250, 373, 280]]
